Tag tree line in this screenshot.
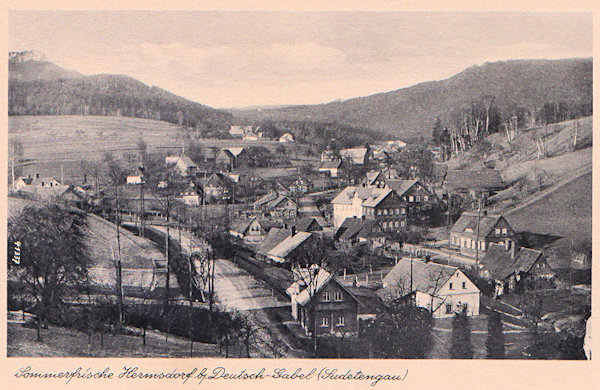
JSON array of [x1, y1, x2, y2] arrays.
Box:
[[431, 96, 592, 159]]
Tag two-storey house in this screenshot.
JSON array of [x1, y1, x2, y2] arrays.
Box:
[[450, 211, 518, 257], [287, 267, 363, 337], [381, 258, 480, 318], [331, 186, 407, 230]]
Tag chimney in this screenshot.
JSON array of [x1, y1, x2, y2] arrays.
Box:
[[510, 241, 517, 259], [291, 226, 296, 236], [483, 210, 488, 217], [36, 173, 40, 179]]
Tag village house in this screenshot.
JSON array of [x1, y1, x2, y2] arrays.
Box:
[[331, 186, 407, 230], [229, 125, 253, 138], [364, 170, 387, 188], [443, 169, 507, 201], [319, 159, 344, 178], [256, 226, 293, 260], [386, 179, 437, 219], [287, 267, 363, 337], [196, 173, 232, 203], [279, 133, 295, 143], [179, 183, 203, 206], [481, 243, 555, 296], [254, 193, 297, 221], [266, 231, 313, 264], [215, 149, 236, 171], [381, 258, 480, 318], [126, 175, 144, 185], [165, 155, 198, 176], [11, 173, 61, 192], [229, 218, 267, 245], [334, 217, 386, 250], [450, 211, 518, 257], [293, 217, 323, 233], [340, 147, 370, 165]]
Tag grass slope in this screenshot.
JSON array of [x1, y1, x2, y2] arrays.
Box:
[[8, 322, 219, 357]]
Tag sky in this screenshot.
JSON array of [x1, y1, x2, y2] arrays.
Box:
[[9, 11, 593, 108]]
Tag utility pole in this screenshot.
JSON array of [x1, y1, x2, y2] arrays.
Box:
[[474, 195, 482, 278], [139, 164, 145, 237]]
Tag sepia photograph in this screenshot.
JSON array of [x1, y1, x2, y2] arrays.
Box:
[[6, 9, 592, 361]]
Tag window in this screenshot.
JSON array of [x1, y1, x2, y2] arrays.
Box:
[[334, 291, 343, 301], [396, 208, 400, 214], [394, 221, 399, 227], [320, 317, 329, 327], [495, 228, 501, 235], [382, 221, 387, 229], [402, 208, 406, 214], [502, 228, 508, 235], [377, 209, 382, 216], [471, 239, 475, 248], [383, 209, 388, 215], [409, 196, 414, 202], [449, 282, 454, 290], [445, 304, 453, 314], [416, 196, 420, 202], [462, 281, 467, 289], [336, 316, 345, 326], [423, 195, 428, 202], [322, 292, 331, 302], [401, 221, 405, 227]]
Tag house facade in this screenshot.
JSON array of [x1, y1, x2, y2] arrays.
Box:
[[229, 218, 266, 244], [481, 243, 555, 296], [382, 258, 480, 318], [279, 133, 295, 143], [450, 212, 517, 257], [179, 184, 202, 206], [165, 155, 197, 176], [331, 186, 407, 230], [288, 268, 361, 337]]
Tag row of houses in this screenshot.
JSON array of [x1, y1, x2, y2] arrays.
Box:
[[229, 125, 295, 143], [286, 257, 481, 337]]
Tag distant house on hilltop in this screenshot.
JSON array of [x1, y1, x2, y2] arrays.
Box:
[[382, 258, 480, 318], [279, 133, 294, 143], [229, 125, 252, 138]]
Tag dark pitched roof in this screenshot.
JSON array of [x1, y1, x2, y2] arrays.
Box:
[[319, 160, 343, 169], [481, 244, 548, 280], [480, 243, 516, 280], [386, 179, 425, 197], [335, 218, 380, 241], [229, 218, 255, 235], [450, 212, 509, 239], [256, 227, 292, 256], [295, 217, 322, 232], [444, 169, 506, 191]]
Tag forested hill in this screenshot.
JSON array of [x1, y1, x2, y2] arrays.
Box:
[[9, 59, 233, 131], [232, 58, 592, 140]]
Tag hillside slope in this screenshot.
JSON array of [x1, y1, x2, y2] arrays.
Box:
[[9, 59, 233, 130], [233, 58, 592, 139]]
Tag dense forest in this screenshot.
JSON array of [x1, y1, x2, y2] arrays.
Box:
[[9, 62, 233, 131]]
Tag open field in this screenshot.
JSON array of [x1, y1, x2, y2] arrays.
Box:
[[8, 115, 287, 181], [7, 321, 220, 357]]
